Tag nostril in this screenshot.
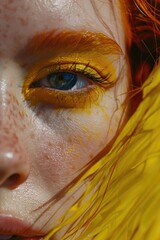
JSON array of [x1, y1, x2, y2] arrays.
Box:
[[8, 173, 20, 183], [5, 173, 21, 189], [0, 148, 30, 189]]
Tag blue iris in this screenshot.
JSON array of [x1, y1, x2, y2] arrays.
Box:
[[48, 72, 77, 90]]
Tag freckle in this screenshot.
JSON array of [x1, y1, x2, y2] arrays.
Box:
[[18, 124, 24, 131], [18, 110, 25, 119], [70, 165, 76, 171], [19, 17, 28, 27], [21, 122, 27, 129], [9, 82, 13, 88], [43, 153, 50, 160], [12, 95, 19, 105], [30, 132, 35, 139], [15, 100, 19, 106], [6, 24, 10, 29], [3, 127, 10, 135], [66, 116, 71, 121], [2, 33, 7, 39], [89, 154, 94, 160], [47, 142, 53, 148], [8, 92, 12, 98], [12, 119, 18, 128], [12, 133, 18, 141], [67, 136, 73, 144]]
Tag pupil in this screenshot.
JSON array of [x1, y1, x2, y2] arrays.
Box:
[[48, 72, 77, 90]]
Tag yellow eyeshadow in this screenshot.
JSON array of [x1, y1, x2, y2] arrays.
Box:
[[24, 87, 104, 108], [23, 54, 117, 108]]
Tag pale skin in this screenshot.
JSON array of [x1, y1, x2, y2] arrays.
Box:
[[0, 0, 130, 239]]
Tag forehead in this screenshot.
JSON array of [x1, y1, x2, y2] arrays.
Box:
[[0, 0, 125, 57]]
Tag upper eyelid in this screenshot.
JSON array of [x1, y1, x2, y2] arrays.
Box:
[[25, 59, 117, 90]]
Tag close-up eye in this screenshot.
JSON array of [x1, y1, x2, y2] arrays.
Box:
[[23, 57, 116, 108], [29, 71, 89, 91]]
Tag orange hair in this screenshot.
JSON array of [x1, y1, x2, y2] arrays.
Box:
[[128, 0, 160, 52]]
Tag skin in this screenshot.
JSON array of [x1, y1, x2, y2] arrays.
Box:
[[0, 0, 130, 238]]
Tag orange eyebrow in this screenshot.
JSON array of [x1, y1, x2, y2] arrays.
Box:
[[25, 30, 122, 57]]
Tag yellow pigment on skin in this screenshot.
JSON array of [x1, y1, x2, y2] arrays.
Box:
[[45, 63, 160, 240], [22, 36, 118, 108]]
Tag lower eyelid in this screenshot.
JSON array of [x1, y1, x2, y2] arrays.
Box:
[[23, 84, 104, 108]]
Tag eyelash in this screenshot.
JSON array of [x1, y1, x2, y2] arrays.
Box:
[[42, 62, 112, 86], [23, 60, 116, 109]]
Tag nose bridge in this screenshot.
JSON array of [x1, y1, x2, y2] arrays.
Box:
[[0, 60, 30, 189], [0, 61, 10, 121], [0, 59, 25, 127], [0, 60, 21, 118]]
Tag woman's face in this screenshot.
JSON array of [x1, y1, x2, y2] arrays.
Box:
[[0, 0, 130, 239]]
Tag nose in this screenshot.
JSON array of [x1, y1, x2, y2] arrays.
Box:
[[0, 116, 30, 190], [0, 60, 30, 189], [0, 139, 30, 189]]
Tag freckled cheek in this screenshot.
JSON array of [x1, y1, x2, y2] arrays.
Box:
[[29, 112, 113, 189], [28, 83, 128, 192], [30, 135, 84, 188]]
